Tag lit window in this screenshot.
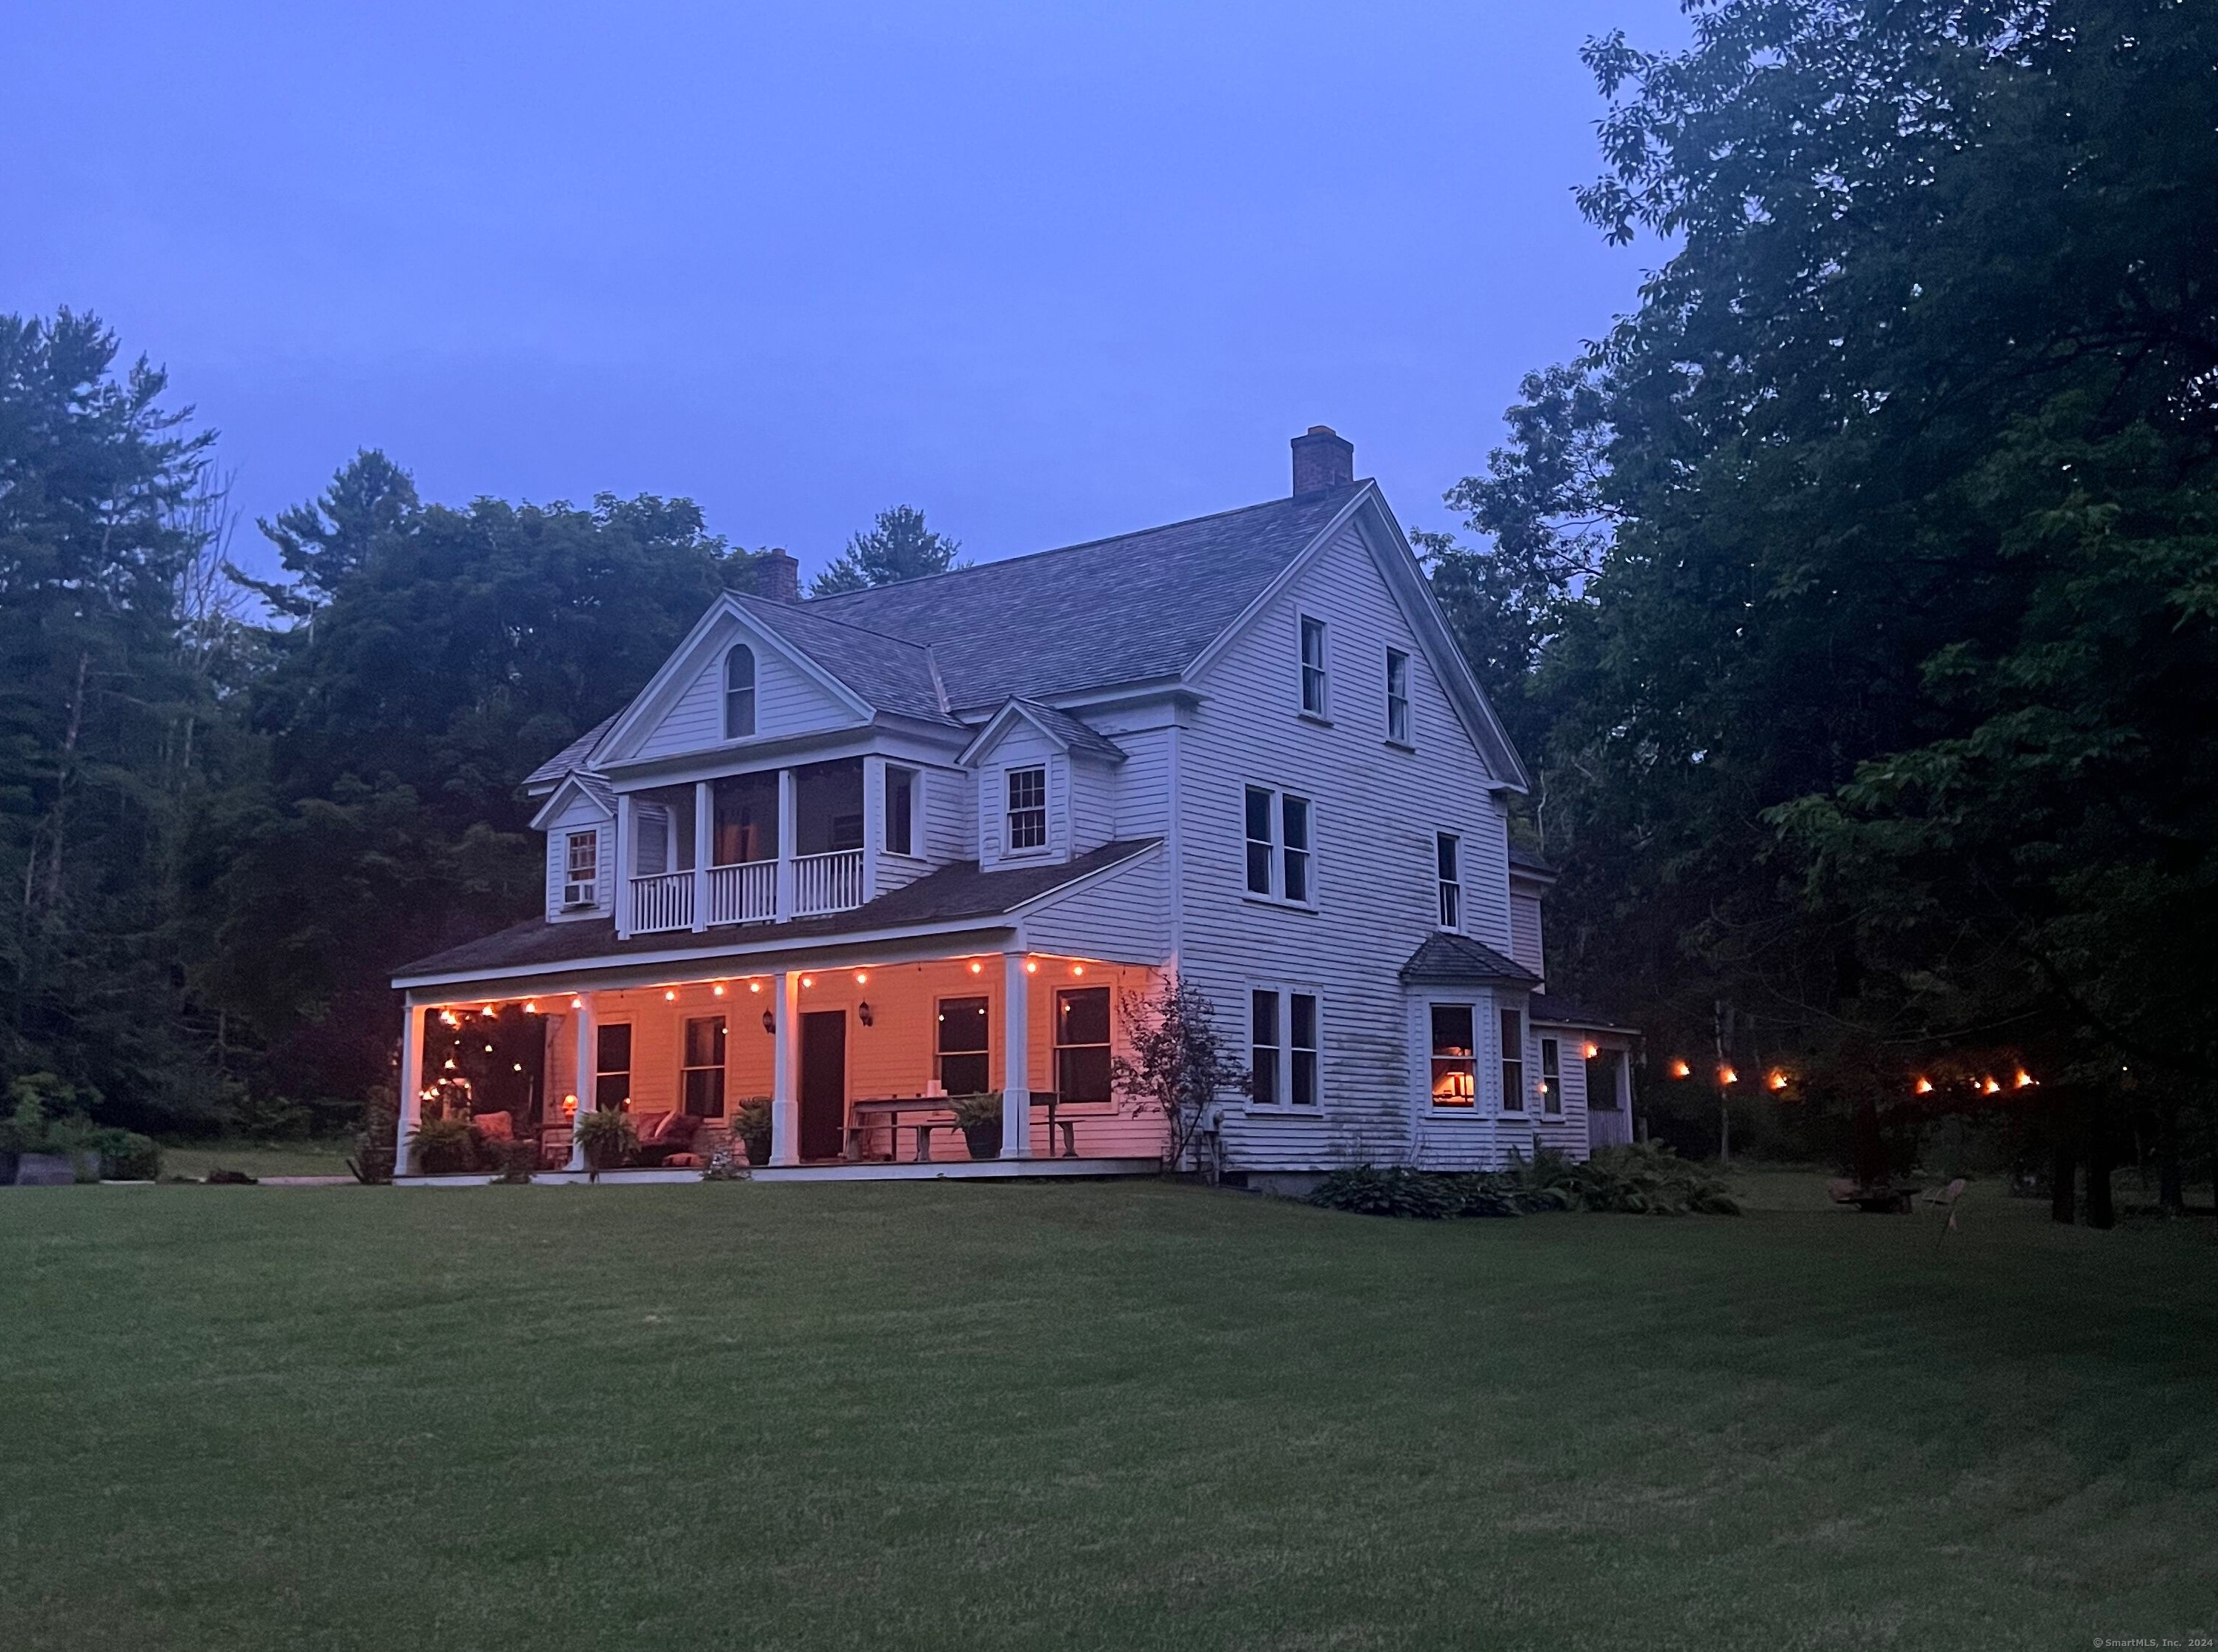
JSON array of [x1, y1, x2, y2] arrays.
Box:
[[681, 1016, 727, 1118], [1251, 990, 1281, 1105], [886, 766, 918, 857], [1006, 766, 1047, 852], [1300, 617, 1329, 716], [1430, 1005, 1475, 1107], [723, 646, 757, 739], [1436, 833, 1461, 930], [1386, 648, 1410, 743], [937, 997, 990, 1095], [1055, 988, 1112, 1103], [1499, 1006, 1526, 1113], [1540, 1037, 1561, 1115]]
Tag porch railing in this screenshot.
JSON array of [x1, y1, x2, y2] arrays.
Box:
[[705, 860, 777, 926], [630, 871, 694, 935], [793, 848, 865, 916]]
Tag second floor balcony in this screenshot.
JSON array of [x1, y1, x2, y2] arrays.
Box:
[[625, 758, 867, 936]]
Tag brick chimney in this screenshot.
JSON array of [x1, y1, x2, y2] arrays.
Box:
[[755, 548, 800, 603], [1291, 425, 1354, 495]]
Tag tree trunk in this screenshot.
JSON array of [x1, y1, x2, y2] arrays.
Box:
[[2050, 1094, 2077, 1224], [2157, 1096, 2184, 1216], [2085, 1105, 2116, 1230]]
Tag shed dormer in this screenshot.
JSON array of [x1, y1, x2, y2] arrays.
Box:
[[960, 699, 1126, 869]]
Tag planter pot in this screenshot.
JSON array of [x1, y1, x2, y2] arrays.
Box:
[[741, 1135, 771, 1167], [961, 1124, 1002, 1161]]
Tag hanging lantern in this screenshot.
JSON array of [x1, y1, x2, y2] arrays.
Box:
[[1670, 1059, 1692, 1079], [1914, 1076, 1934, 1095]]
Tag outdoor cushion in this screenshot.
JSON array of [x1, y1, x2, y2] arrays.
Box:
[[471, 1112, 515, 1144], [634, 1111, 674, 1144]]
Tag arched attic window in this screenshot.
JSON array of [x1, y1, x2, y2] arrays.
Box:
[[723, 645, 757, 739]]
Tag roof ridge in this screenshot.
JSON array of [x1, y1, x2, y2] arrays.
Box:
[[807, 482, 1368, 610], [729, 589, 934, 654]]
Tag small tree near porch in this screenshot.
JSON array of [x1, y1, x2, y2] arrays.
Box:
[[1113, 977, 1249, 1172]]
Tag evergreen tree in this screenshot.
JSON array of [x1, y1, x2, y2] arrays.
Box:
[[810, 505, 963, 595]]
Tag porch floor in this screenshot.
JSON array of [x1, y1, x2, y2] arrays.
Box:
[[396, 1156, 1161, 1188]]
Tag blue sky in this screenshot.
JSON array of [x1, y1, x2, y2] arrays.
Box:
[[4, 1, 1683, 583]]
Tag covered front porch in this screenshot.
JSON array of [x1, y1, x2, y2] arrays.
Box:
[[394, 946, 1168, 1180]]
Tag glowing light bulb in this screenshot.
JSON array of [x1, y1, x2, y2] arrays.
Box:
[[1718, 1066, 1738, 1086], [1024, 960, 1037, 975], [801, 976, 814, 988], [1670, 1059, 1691, 1079], [522, 1001, 537, 1014], [1071, 963, 1085, 976], [713, 983, 726, 997], [570, 996, 582, 1009], [664, 989, 677, 1002], [1582, 1042, 1598, 1060], [749, 981, 762, 993], [1914, 1076, 1934, 1095], [969, 960, 983, 975], [1982, 1076, 2001, 1095], [2014, 1069, 2035, 1088], [854, 972, 868, 986], [1767, 1069, 1788, 1091]]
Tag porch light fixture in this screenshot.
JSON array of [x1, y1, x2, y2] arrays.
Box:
[[561, 1094, 578, 1118], [1718, 1066, 1738, 1086], [1669, 1059, 1691, 1079], [1582, 1042, 1599, 1059], [859, 1001, 874, 1026], [761, 1010, 776, 1035]]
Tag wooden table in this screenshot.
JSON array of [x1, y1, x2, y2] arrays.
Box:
[[846, 1096, 960, 1163]]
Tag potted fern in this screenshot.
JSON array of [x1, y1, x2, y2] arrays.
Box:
[[948, 1092, 1003, 1161], [408, 1115, 477, 1176], [733, 1098, 773, 1167], [572, 1108, 638, 1181]]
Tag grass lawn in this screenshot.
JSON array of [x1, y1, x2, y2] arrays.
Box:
[[156, 1139, 356, 1181], [2, 1175, 2211, 1651]]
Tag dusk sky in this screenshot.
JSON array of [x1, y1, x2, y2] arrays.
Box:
[[6, 1, 1685, 585]]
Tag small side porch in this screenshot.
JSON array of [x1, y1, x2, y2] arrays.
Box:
[[394, 945, 1169, 1181]]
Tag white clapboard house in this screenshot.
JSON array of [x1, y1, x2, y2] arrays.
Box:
[[390, 428, 1637, 1183]]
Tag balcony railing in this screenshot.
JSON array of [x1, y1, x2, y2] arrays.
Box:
[[630, 852, 865, 935], [793, 848, 865, 917], [630, 871, 694, 935], [705, 860, 777, 926]]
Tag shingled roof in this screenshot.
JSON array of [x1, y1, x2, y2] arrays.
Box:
[[803, 483, 1366, 711], [393, 837, 1163, 985], [1397, 932, 1540, 987], [523, 714, 618, 791]]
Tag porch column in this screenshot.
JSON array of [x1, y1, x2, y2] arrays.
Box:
[[691, 779, 712, 932], [861, 754, 883, 902], [615, 792, 636, 938], [775, 767, 797, 922], [771, 969, 800, 1165], [394, 1001, 423, 1174], [568, 993, 596, 1172], [1001, 950, 1033, 1158]]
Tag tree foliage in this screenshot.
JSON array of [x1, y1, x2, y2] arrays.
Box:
[[809, 505, 963, 595], [1434, 0, 2218, 1155]]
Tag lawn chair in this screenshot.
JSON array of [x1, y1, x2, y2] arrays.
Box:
[[1926, 1177, 1967, 1246]]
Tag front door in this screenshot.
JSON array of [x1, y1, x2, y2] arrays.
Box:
[[800, 1010, 847, 1161]]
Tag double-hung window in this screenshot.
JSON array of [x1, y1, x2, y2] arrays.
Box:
[[1539, 1037, 1562, 1115], [1299, 617, 1329, 716], [1499, 1006, 1527, 1114], [1243, 785, 1314, 903], [1436, 833, 1461, 930], [937, 997, 990, 1096], [563, 831, 599, 908], [593, 1024, 633, 1112], [1386, 648, 1410, 743], [682, 1015, 727, 1117], [1249, 989, 1321, 1107], [1055, 987, 1112, 1103], [1006, 765, 1047, 852]]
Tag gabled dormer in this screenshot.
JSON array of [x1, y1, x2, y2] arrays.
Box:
[[960, 699, 1126, 869], [530, 773, 616, 922]]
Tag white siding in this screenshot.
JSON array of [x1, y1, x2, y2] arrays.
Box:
[[1068, 757, 1119, 854], [872, 762, 966, 897], [977, 731, 1067, 869], [1176, 520, 1525, 1172], [542, 792, 614, 922], [635, 637, 860, 760], [1019, 848, 1170, 964], [1510, 892, 1545, 981]]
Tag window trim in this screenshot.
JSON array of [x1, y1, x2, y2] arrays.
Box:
[[1428, 1001, 1478, 1110], [1540, 1036, 1562, 1116], [1004, 763, 1049, 855], [592, 1021, 634, 1114], [935, 994, 992, 1097], [1248, 985, 1322, 1109], [884, 765, 922, 860], [1298, 614, 1330, 720], [723, 645, 757, 740], [1053, 986, 1113, 1105], [1436, 832, 1461, 932], [1385, 647, 1412, 746], [562, 829, 600, 909], [1240, 783, 1318, 909]]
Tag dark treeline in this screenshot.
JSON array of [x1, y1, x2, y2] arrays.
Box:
[[1427, 0, 2217, 1207], [2, 0, 2213, 1215]]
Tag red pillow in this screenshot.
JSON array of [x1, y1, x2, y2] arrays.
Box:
[[471, 1111, 515, 1144], [634, 1111, 674, 1144]]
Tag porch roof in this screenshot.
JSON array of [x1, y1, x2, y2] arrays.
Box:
[[391, 837, 1163, 987], [1527, 992, 1641, 1036], [1397, 932, 1540, 988]]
